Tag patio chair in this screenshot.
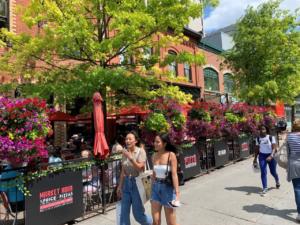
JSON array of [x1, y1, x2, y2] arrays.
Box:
[[0, 192, 24, 225], [83, 169, 116, 213]]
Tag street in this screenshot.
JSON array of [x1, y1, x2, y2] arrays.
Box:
[[78, 157, 297, 225]]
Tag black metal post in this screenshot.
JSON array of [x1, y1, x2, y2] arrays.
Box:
[[101, 164, 106, 214]]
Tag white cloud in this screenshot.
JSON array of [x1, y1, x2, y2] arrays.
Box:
[[204, 0, 300, 32]]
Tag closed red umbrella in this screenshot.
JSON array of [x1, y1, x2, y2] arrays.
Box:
[[93, 92, 109, 159]]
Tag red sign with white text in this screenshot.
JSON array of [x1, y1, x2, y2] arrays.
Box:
[[39, 185, 73, 212], [184, 154, 197, 168]]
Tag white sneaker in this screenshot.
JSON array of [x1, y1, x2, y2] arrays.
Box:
[[261, 188, 268, 195], [296, 213, 300, 222]]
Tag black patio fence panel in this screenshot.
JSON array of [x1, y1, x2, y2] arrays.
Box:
[[178, 144, 201, 180], [0, 156, 122, 225], [197, 138, 215, 171]]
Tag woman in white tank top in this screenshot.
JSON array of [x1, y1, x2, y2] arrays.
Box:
[[151, 134, 180, 225]]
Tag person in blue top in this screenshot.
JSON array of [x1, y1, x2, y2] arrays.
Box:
[[0, 163, 25, 212]]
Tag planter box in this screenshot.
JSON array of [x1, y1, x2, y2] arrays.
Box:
[[238, 136, 250, 158], [213, 139, 229, 167], [178, 144, 201, 180], [25, 170, 83, 225]]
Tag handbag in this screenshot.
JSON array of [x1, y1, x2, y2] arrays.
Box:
[[165, 152, 173, 186], [136, 151, 153, 204], [274, 141, 288, 169]]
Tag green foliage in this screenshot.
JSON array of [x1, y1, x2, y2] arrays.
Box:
[[144, 112, 170, 133], [189, 109, 211, 121], [0, 0, 216, 108], [224, 112, 239, 123], [171, 112, 186, 129], [224, 0, 300, 105]]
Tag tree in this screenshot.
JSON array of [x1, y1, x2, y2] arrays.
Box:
[[0, 0, 218, 110], [224, 0, 300, 105]]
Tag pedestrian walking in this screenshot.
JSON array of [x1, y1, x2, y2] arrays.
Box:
[[253, 125, 280, 194], [151, 134, 180, 225], [285, 121, 300, 221], [116, 131, 152, 225]]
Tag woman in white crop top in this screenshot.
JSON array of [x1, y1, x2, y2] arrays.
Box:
[[151, 134, 179, 225]]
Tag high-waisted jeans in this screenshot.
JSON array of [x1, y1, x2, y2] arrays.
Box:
[[259, 153, 279, 189], [120, 176, 152, 225]]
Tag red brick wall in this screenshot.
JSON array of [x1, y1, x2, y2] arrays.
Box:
[[160, 40, 232, 98]]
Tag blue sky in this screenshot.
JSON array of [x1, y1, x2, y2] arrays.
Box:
[[203, 0, 300, 33]]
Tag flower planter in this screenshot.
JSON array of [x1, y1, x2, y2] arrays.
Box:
[[178, 144, 201, 180], [25, 170, 83, 225], [213, 138, 229, 168], [238, 135, 251, 159]]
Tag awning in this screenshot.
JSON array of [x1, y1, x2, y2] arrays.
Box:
[[49, 111, 76, 121]]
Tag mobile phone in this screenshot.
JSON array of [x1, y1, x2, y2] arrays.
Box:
[[168, 200, 181, 208]]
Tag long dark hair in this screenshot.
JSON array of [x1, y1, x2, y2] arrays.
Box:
[[157, 133, 177, 153]]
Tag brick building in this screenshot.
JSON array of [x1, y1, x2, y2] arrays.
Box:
[[0, 0, 233, 103]]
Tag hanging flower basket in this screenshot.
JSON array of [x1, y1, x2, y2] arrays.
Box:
[[0, 97, 52, 164], [140, 97, 186, 145]]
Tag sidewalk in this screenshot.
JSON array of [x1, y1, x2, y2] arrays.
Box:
[[77, 156, 297, 225]]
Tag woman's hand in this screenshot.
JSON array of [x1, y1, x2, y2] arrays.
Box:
[[266, 155, 273, 162], [122, 149, 132, 160], [253, 160, 258, 168]]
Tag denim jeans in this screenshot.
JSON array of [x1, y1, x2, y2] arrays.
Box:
[[292, 178, 300, 213], [259, 153, 279, 189], [120, 176, 152, 225]]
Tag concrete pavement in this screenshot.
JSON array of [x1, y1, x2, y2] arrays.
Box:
[[77, 156, 298, 225]]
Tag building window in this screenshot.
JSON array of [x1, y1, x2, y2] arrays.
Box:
[[224, 73, 234, 93], [143, 47, 152, 60], [168, 50, 178, 77], [0, 0, 9, 29], [184, 63, 192, 82], [204, 67, 219, 92], [119, 46, 134, 65]]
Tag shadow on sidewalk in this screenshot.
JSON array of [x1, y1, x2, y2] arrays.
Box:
[[243, 204, 297, 223], [225, 186, 275, 195]]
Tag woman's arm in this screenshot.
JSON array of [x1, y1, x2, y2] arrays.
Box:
[[271, 136, 277, 157], [151, 153, 156, 181], [268, 136, 277, 161], [128, 158, 145, 171], [253, 139, 259, 164], [170, 152, 180, 200]]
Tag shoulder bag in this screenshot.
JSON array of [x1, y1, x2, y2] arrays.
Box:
[[274, 140, 288, 169], [136, 149, 153, 204]]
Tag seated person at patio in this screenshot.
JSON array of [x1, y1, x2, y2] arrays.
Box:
[[0, 163, 25, 212], [67, 139, 77, 151], [48, 146, 62, 164], [112, 135, 124, 154], [81, 150, 100, 193]]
